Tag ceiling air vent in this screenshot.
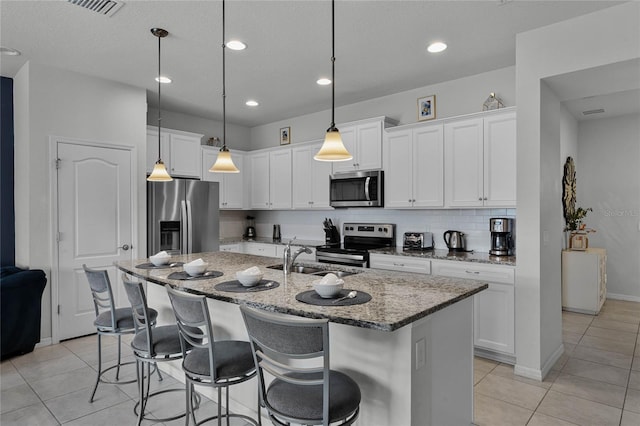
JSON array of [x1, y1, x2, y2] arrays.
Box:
[[67, 0, 124, 17], [582, 109, 605, 116]]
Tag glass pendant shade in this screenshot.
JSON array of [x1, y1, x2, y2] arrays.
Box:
[[147, 160, 172, 181], [209, 147, 239, 173], [314, 127, 352, 161]]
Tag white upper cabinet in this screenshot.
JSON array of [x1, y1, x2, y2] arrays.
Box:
[[444, 110, 516, 208], [384, 123, 444, 208], [332, 117, 397, 174], [201, 146, 245, 209], [292, 142, 332, 209], [146, 126, 203, 178], [248, 149, 292, 210]]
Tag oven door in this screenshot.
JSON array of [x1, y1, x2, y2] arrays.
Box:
[[330, 170, 383, 208]]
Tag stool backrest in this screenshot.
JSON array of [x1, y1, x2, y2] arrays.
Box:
[[239, 305, 330, 424], [165, 285, 217, 380], [82, 264, 117, 331], [121, 276, 155, 356]]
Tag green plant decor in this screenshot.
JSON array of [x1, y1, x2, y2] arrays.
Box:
[[564, 207, 593, 232]]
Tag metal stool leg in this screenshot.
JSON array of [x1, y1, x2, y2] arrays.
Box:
[[115, 335, 122, 380], [89, 333, 102, 402]]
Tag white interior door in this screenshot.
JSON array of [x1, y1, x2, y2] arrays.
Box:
[[56, 142, 133, 340]]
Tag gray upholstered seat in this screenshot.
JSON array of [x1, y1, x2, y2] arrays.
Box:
[[83, 264, 157, 403], [166, 285, 258, 426], [240, 305, 361, 426]]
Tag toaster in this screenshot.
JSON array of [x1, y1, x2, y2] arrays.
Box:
[[403, 232, 434, 250]]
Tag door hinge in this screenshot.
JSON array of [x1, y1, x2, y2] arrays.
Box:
[[55, 158, 61, 169], [57, 305, 61, 315], [56, 232, 61, 242]]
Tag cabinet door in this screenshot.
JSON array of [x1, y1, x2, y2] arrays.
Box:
[[474, 282, 515, 354], [292, 146, 313, 209], [444, 118, 484, 207], [269, 149, 292, 209], [223, 153, 244, 209], [384, 130, 413, 208], [244, 242, 277, 257], [219, 243, 242, 253], [146, 128, 171, 173], [169, 133, 201, 177], [484, 112, 516, 207], [413, 124, 444, 207], [309, 143, 332, 208], [249, 152, 270, 209], [356, 121, 382, 170], [369, 253, 430, 274], [332, 126, 357, 173]]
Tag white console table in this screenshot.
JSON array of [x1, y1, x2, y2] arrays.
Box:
[[562, 248, 607, 314]]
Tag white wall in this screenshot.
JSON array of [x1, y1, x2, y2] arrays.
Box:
[[560, 105, 579, 173], [250, 66, 515, 149], [147, 107, 252, 151], [13, 62, 148, 339], [515, 2, 640, 379], [577, 113, 640, 300]]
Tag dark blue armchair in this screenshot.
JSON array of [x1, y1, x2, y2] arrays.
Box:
[[1, 266, 47, 359]]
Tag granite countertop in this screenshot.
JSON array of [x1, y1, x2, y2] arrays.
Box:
[[220, 237, 325, 247], [370, 247, 517, 266], [117, 252, 487, 332]]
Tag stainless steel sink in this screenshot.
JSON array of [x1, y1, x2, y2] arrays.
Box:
[[267, 264, 357, 277]]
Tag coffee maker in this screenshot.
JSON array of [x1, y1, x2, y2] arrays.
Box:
[[245, 216, 256, 240], [489, 218, 514, 256]]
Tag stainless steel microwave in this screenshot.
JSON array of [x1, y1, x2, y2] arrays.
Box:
[[329, 170, 384, 208]]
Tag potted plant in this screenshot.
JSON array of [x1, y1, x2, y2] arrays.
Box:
[[564, 207, 595, 250]]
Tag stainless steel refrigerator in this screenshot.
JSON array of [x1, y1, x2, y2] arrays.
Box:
[[147, 179, 219, 255]]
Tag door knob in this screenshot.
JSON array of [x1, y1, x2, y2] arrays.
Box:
[[118, 244, 131, 251]]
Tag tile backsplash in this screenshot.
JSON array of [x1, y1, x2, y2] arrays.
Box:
[[221, 208, 516, 253]]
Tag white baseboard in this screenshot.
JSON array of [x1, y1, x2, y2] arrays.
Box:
[[35, 337, 53, 348], [607, 293, 640, 303], [514, 343, 564, 382]]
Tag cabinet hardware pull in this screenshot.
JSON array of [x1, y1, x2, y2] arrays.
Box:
[[465, 270, 480, 274], [393, 263, 405, 267]]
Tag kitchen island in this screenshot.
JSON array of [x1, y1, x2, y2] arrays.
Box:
[[117, 251, 487, 426]]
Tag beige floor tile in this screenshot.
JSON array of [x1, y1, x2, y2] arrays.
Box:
[[0, 383, 41, 414], [629, 370, 640, 390], [562, 358, 630, 387], [551, 373, 626, 408], [0, 362, 26, 390], [474, 393, 533, 426], [526, 412, 580, 426], [13, 353, 87, 381], [570, 344, 633, 370], [537, 390, 621, 425], [591, 317, 640, 334], [586, 326, 638, 344], [474, 357, 499, 384], [28, 366, 97, 401], [62, 399, 157, 426], [562, 331, 582, 345], [562, 311, 594, 325], [578, 334, 635, 356], [563, 343, 576, 355], [0, 402, 60, 426], [621, 409, 640, 426], [633, 356, 640, 371], [625, 388, 640, 414], [10, 344, 74, 368], [43, 382, 131, 423], [603, 300, 640, 311], [597, 311, 640, 325], [475, 373, 548, 410], [551, 352, 570, 371], [562, 321, 589, 335], [490, 364, 558, 390]]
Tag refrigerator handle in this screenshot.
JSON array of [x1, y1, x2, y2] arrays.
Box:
[[186, 200, 194, 254], [181, 200, 188, 254]]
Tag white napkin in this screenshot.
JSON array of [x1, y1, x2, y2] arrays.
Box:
[[319, 273, 342, 285], [185, 258, 205, 267], [153, 250, 169, 257], [243, 266, 261, 275]]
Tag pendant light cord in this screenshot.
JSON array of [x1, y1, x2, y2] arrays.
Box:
[[330, 0, 335, 129], [222, 0, 227, 150], [157, 31, 162, 162]]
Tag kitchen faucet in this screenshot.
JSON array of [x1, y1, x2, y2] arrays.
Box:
[[283, 237, 312, 275]]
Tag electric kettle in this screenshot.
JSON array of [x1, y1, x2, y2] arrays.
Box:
[[443, 230, 466, 251]]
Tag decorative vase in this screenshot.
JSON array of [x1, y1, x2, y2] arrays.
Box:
[[569, 232, 588, 251]]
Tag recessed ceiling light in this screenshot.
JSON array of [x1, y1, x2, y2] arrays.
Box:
[[155, 76, 172, 84], [317, 78, 332, 86], [227, 40, 246, 51], [0, 47, 21, 56], [427, 42, 447, 53], [246, 100, 259, 107]]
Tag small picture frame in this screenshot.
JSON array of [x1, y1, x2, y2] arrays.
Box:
[[279, 127, 291, 145], [417, 95, 436, 121]]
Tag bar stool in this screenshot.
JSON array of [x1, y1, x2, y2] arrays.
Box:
[[82, 264, 158, 402], [240, 305, 361, 426], [122, 276, 202, 425], [165, 285, 259, 426]]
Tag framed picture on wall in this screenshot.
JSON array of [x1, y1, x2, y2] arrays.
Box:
[[417, 95, 436, 121], [280, 127, 291, 145]]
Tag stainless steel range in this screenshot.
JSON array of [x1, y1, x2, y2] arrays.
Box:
[[316, 223, 395, 267]]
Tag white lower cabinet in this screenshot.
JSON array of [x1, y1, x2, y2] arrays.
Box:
[[432, 260, 515, 363], [562, 248, 607, 314], [243, 242, 278, 258], [369, 253, 431, 274], [219, 243, 242, 253]]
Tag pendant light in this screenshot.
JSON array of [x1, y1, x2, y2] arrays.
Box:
[[147, 28, 173, 181], [210, 0, 240, 173], [314, 0, 352, 162]]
